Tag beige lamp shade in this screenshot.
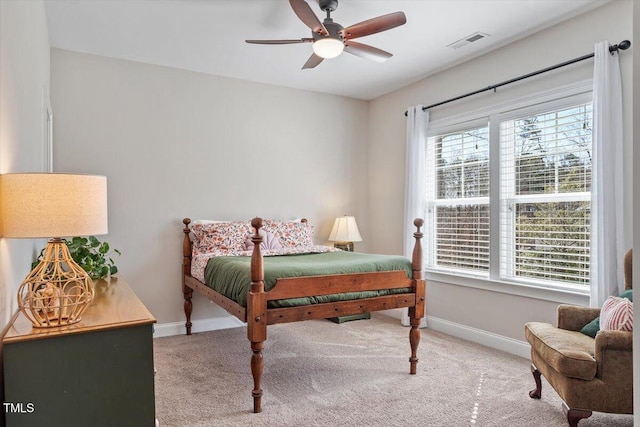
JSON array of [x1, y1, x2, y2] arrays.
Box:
[[328, 216, 362, 243], [0, 173, 108, 238]]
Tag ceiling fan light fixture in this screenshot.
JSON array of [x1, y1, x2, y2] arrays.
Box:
[[312, 37, 344, 59]]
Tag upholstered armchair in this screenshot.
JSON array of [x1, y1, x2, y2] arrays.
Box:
[[524, 250, 633, 427]]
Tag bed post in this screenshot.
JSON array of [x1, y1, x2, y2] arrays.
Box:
[[182, 218, 194, 335], [247, 217, 267, 413], [409, 218, 425, 375]]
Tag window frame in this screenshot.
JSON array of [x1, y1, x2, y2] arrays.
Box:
[[422, 81, 593, 303], [495, 96, 593, 291], [426, 118, 490, 273]]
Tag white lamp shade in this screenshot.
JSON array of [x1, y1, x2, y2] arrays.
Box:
[[312, 37, 344, 59], [0, 173, 108, 238], [328, 216, 362, 242]]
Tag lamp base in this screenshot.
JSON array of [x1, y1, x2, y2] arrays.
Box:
[[334, 241, 354, 252], [17, 239, 94, 328]]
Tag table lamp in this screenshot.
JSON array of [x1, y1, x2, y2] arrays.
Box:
[[328, 215, 362, 252], [0, 173, 108, 327]]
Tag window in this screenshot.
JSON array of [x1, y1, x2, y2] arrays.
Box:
[[424, 93, 593, 292], [427, 125, 490, 273]]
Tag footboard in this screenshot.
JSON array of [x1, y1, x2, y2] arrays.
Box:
[[265, 270, 416, 324], [268, 270, 413, 300]]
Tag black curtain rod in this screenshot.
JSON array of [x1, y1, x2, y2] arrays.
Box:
[[404, 39, 631, 117]]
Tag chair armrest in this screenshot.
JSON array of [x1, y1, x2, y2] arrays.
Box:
[[595, 330, 633, 352], [557, 304, 600, 331], [594, 330, 633, 385]]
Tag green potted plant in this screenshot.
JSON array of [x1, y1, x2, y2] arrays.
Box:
[[33, 236, 120, 280]]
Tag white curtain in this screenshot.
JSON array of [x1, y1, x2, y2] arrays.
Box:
[[402, 105, 429, 326], [590, 41, 625, 307]]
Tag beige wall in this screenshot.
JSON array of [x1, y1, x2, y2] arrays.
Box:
[[0, 0, 50, 332], [367, 0, 633, 343], [51, 49, 369, 326]]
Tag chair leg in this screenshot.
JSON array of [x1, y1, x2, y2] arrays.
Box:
[[529, 364, 542, 399], [562, 402, 592, 427]]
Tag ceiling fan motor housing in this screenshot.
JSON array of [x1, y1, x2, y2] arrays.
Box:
[[313, 18, 344, 42], [319, 0, 339, 12]]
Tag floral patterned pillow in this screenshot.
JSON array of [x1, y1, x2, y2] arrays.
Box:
[[191, 221, 251, 256], [261, 219, 313, 248]]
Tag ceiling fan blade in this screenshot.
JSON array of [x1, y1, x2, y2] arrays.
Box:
[[289, 0, 328, 35], [344, 41, 392, 62], [302, 53, 324, 69], [341, 11, 406, 40], [246, 38, 313, 45]]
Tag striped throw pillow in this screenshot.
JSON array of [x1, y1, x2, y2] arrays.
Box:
[[600, 296, 633, 332]]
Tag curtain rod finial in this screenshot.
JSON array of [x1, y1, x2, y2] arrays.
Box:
[[610, 40, 631, 54]]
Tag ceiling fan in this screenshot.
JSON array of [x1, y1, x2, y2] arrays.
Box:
[[246, 0, 407, 69]]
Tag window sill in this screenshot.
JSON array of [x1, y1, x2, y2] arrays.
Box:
[[424, 270, 590, 306]]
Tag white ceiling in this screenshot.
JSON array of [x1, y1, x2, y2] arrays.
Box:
[[44, 0, 610, 100]]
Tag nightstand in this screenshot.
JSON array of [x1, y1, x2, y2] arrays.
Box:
[[3, 276, 157, 427]]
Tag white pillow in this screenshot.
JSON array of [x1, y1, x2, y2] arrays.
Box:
[[244, 230, 283, 251], [600, 296, 633, 331]]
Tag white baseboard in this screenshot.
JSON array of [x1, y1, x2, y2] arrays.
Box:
[[425, 315, 531, 359], [153, 313, 531, 359], [153, 316, 245, 338]]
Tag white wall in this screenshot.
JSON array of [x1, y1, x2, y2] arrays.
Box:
[[51, 49, 369, 326], [0, 0, 50, 332], [367, 0, 633, 344]]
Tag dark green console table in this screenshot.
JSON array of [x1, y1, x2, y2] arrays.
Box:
[[3, 276, 157, 427]]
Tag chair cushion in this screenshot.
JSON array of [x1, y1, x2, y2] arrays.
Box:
[[525, 322, 596, 381]]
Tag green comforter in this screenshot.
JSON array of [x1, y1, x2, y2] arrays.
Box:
[[203, 251, 413, 308]]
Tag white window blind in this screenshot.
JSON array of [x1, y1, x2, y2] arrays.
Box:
[[499, 104, 592, 288], [426, 125, 490, 274]]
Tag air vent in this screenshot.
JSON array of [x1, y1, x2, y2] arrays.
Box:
[[447, 32, 489, 49]]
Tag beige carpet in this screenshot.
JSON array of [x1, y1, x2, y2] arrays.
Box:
[[154, 313, 633, 426]]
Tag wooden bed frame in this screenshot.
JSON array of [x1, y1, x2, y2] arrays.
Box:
[[181, 217, 426, 413]]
